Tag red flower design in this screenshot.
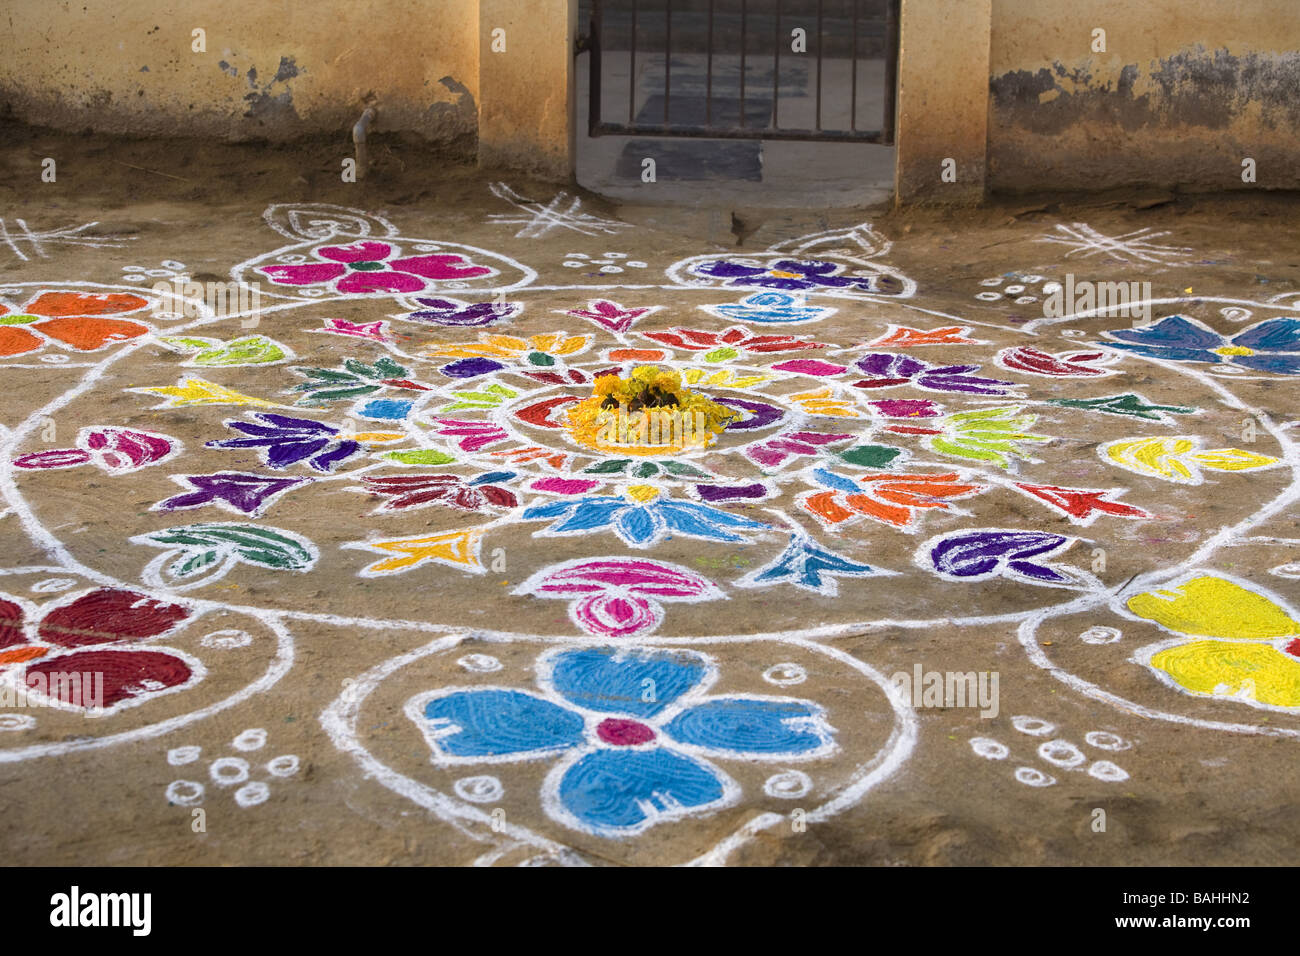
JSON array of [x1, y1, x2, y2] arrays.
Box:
[[643, 325, 826, 354], [0, 588, 198, 712]]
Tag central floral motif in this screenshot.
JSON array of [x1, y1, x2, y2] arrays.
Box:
[[405, 646, 836, 836], [564, 366, 738, 456]]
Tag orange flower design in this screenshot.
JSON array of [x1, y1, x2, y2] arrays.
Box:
[[0, 291, 152, 358], [801, 472, 986, 530]]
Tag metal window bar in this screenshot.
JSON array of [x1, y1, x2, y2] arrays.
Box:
[[588, 0, 899, 144]]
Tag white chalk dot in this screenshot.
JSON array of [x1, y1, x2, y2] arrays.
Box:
[[975, 291, 1002, 302], [1088, 760, 1129, 782], [458, 654, 502, 673], [979, 277, 1003, 287], [1085, 731, 1131, 752], [1015, 767, 1056, 787], [210, 757, 250, 786], [563, 261, 584, 268], [1080, 626, 1122, 644], [167, 745, 202, 766], [1014, 296, 1038, 305], [454, 775, 504, 803], [1005, 284, 1026, 294], [763, 770, 813, 799], [603, 252, 627, 259], [969, 737, 1009, 760], [1270, 563, 1300, 579], [601, 265, 624, 274], [266, 755, 300, 777], [201, 629, 253, 649], [1012, 715, 1056, 737], [232, 728, 267, 752], [235, 781, 270, 807], [161, 260, 186, 270], [0, 714, 35, 732], [1042, 282, 1063, 294], [1022, 274, 1045, 284], [763, 663, 807, 686], [166, 780, 205, 806], [1038, 739, 1086, 769], [627, 261, 647, 268]]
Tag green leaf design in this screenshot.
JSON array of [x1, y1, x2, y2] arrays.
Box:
[[658, 460, 710, 478], [161, 335, 290, 367], [443, 383, 518, 411], [384, 449, 457, 465], [839, 445, 902, 468], [1048, 393, 1196, 422], [133, 522, 318, 590], [290, 357, 411, 406], [927, 407, 1050, 469], [582, 459, 632, 474]]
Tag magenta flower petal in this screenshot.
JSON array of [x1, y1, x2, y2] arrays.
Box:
[[258, 262, 347, 286], [336, 270, 426, 295], [390, 254, 493, 281], [317, 241, 393, 263]]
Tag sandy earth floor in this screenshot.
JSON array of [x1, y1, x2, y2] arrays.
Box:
[[1, 129, 1299, 866]]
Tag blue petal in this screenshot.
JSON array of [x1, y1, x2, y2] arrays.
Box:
[[665, 697, 833, 756], [649, 502, 755, 542], [521, 499, 578, 520], [556, 748, 728, 834], [812, 467, 861, 493], [1105, 343, 1219, 363], [1233, 318, 1300, 353], [1234, 352, 1300, 374], [550, 647, 707, 717], [615, 504, 662, 545], [1108, 316, 1224, 350], [417, 689, 585, 759], [548, 498, 626, 533]]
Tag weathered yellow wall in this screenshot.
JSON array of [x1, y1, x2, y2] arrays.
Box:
[[894, 0, 991, 204], [989, 0, 1300, 192], [0, 0, 480, 147], [478, 0, 576, 178]]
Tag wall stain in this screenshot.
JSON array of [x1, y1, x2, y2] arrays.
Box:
[[992, 46, 1300, 134]]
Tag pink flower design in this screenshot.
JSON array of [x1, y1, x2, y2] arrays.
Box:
[[513, 558, 723, 639], [257, 241, 494, 295]]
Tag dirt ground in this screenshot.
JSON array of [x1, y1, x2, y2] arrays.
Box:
[[0, 125, 1298, 866]]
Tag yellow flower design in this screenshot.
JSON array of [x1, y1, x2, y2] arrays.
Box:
[[565, 366, 737, 456], [1128, 575, 1300, 710], [422, 332, 589, 365]]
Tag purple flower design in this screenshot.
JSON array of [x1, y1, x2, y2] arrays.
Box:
[[207, 413, 361, 473], [257, 241, 494, 296], [852, 353, 1014, 395], [406, 297, 519, 327], [692, 257, 898, 294]]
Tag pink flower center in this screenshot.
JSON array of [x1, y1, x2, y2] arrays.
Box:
[[596, 717, 655, 747]]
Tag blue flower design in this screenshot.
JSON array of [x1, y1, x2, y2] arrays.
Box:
[[521, 487, 768, 548], [1102, 316, 1300, 374], [405, 646, 836, 836], [207, 413, 362, 472], [736, 532, 888, 596]]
